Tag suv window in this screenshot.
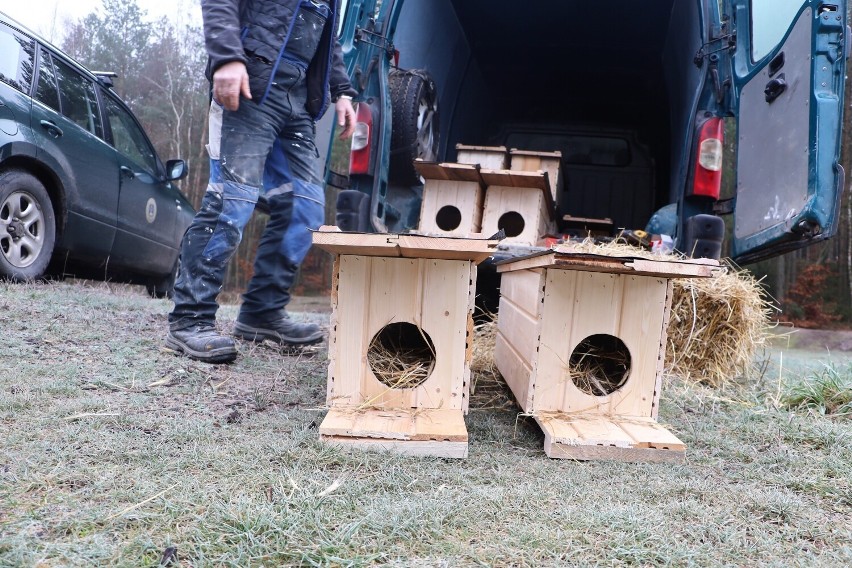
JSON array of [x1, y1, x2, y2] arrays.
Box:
[[0, 22, 35, 94], [53, 57, 103, 138], [751, 0, 802, 61], [35, 48, 60, 112], [104, 96, 158, 174]]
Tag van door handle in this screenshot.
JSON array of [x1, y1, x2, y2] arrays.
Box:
[[39, 120, 63, 138], [764, 74, 787, 104], [120, 165, 136, 179]]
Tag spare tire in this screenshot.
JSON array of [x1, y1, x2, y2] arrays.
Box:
[[388, 69, 439, 186]]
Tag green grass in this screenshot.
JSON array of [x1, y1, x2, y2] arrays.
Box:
[[782, 363, 852, 417], [1, 280, 851, 566]]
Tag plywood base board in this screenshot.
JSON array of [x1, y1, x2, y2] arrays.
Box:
[[535, 414, 685, 463], [319, 407, 468, 458]]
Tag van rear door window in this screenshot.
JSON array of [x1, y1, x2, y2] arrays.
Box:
[[750, 0, 802, 61]]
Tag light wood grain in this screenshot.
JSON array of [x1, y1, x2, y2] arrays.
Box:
[[535, 414, 686, 462], [456, 144, 508, 170], [509, 148, 563, 203], [313, 229, 497, 263]]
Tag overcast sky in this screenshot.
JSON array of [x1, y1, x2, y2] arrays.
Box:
[[3, 0, 202, 42]]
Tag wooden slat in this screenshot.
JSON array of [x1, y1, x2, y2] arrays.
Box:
[[495, 294, 539, 368], [480, 169, 549, 191], [497, 269, 544, 318], [494, 331, 534, 412], [535, 414, 686, 463], [312, 228, 497, 262], [320, 407, 469, 458], [562, 215, 614, 226], [510, 149, 562, 159], [397, 234, 496, 263], [319, 407, 468, 441], [328, 255, 370, 406], [414, 160, 483, 183], [617, 419, 686, 451], [496, 250, 718, 278], [456, 145, 508, 170]]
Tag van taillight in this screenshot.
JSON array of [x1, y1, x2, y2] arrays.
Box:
[[349, 102, 372, 175], [692, 117, 724, 199]]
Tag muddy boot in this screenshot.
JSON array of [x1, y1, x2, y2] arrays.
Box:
[[165, 324, 238, 363], [233, 312, 324, 346]]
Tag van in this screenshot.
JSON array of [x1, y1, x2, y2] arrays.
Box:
[[324, 0, 848, 275]]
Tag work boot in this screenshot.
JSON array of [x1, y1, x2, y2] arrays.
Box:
[[165, 324, 238, 364], [233, 312, 324, 346]]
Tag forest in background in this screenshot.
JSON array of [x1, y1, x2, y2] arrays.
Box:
[[50, 0, 852, 328]]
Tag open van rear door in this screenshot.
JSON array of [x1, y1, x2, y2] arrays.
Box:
[[728, 0, 847, 263], [333, 0, 402, 232]]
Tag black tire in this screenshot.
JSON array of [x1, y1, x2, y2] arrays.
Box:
[[0, 170, 56, 281], [388, 69, 439, 186], [147, 257, 179, 299]]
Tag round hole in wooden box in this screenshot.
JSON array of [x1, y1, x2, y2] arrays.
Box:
[[436, 205, 462, 231], [497, 211, 525, 237], [568, 334, 632, 396], [367, 322, 436, 389]]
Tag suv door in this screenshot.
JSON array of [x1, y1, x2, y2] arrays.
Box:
[[31, 47, 119, 259], [103, 94, 179, 275], [726, 0, 847, 263]]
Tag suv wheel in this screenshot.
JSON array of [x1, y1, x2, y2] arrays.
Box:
[[0, 170, 57, 281], [388, 69, 439, 186]]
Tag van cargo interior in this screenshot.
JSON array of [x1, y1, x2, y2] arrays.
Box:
[[393, 0, 705, 232]]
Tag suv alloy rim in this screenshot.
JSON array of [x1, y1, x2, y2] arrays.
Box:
[[0, 190, 45, 268]]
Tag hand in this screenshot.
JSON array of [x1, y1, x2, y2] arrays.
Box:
[[335, 97, 357, 139], [212, 61, 251, 111]]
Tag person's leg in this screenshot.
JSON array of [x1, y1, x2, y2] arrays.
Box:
[[167, 100, 279, 362], [235, 113, 326, 345]]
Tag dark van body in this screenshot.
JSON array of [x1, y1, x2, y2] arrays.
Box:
[[328, 0, 848, 269]]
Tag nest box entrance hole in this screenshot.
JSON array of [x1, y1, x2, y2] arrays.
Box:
[[436, 205, 462, 232], [367, 322, 437, 389], [498, 211, 525, 237], [568, 334, 632, 396]]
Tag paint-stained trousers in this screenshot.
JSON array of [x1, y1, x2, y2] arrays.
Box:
[[168, 60, 325, 331]]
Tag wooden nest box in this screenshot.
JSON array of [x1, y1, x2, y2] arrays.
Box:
[[495, 248, 718, 462], [455, 144, 508, 169], [414, 160, 484, 236], [312, 228, 496, 458], [480, 169, 557, 246]]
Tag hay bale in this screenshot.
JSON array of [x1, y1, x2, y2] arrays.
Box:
[[666, 262, 775, 387]]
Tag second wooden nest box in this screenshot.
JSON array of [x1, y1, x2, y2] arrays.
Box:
[[480, 169, 557, 246], [312, 229, 496, 458], [415, 160, 484, 236], [495, 248, 718, 462]]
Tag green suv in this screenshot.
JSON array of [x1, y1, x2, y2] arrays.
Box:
[[0, 13, 194, 295]]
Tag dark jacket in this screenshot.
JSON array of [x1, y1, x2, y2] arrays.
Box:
[[201, 0, 356, 119]]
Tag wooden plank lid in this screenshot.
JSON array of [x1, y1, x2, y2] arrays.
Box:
[[496, 248, 720, 278], [312, 226, 498, 263]]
